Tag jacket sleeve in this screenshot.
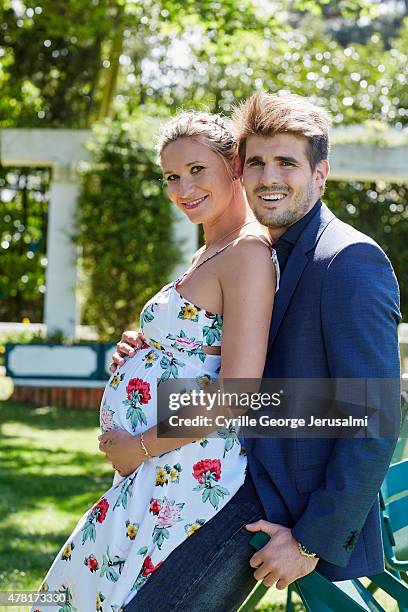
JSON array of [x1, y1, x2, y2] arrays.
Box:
[[291, 241, 401, 567]]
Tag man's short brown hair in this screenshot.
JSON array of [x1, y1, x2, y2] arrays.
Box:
[[232, 91, 331, 169]]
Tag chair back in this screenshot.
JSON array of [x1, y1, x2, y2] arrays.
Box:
[[381, 459, 408, 560]]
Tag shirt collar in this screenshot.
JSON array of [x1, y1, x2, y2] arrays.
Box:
[[278, 199, 322, 245]]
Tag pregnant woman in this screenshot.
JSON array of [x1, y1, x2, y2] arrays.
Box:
[[34, 111, 278, 612]]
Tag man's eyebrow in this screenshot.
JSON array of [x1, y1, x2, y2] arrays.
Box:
[[245, 155, 264, 164], [275, 155, 299, 164], [164, 160, 204, 174], [245, 154, 300, 164]]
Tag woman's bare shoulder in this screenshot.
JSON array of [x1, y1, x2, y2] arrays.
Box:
[[219, 233, 275, 287], [235, 232, 271, 248], [225, 233, 272, 263]]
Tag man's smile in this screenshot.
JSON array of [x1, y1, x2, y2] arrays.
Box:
[[258, 192, 288, 204]]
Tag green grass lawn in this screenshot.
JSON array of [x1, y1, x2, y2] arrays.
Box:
[[0, 395, 404, 611], [0, 400, 112, 604]]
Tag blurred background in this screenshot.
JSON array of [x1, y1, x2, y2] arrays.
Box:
[[0, 1, 407, 607], [0, 0, 407, 343]]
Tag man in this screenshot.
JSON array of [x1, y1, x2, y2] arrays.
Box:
[[106, 92, 401, 610]]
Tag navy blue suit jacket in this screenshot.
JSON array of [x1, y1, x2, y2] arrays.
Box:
[[245, 203, 401, 580]]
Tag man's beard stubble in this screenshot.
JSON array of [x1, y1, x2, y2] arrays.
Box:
[[251, 180, 315, 229]]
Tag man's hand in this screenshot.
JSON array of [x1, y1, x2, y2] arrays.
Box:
[[110, 330, 146, 372], [246, 520, 318, 590], [98, 430, 144, 476]]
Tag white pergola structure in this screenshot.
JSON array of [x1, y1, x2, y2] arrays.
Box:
[[1, 128, 198, 338], [2, 129, 91, 337], [1, 128, 407, 340]]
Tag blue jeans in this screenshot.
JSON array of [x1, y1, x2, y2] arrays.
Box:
[[123, 496, 265, 612]]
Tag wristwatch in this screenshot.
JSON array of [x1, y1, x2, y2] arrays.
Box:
[[297, 541, 319, 559]]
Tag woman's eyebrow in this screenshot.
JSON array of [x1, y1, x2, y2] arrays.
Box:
[[164, 160, 205, 174]]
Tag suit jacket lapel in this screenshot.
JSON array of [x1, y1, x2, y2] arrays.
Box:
[[267, 248, 308, 349], [267, 204, 336, 351]]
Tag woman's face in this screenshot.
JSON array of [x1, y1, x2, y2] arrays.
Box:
[[161, 136, 235, 224]]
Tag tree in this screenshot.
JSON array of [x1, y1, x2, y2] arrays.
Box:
[[325, 180, 408, 320], [1, 0, 407, 324]]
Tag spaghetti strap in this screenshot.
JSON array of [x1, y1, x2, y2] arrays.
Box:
[[192, 233, 272, 272], [179, 233, 280, 292]]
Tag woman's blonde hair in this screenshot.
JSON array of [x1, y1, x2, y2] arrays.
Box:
[[157, 110, 237, 164]]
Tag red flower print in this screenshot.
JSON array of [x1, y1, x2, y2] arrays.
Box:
[[149, 499, 161, 515], [174, 336, 201, 350], [141, 555, 164, 577], [126, 378, 151, 404], [92, 497, 109, 523], [193, 459, 222, 484], [84, 554, 99, 572]]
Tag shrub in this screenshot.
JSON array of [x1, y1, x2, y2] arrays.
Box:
[[76, 115, 182, 341], [325, 180, 408, 320]]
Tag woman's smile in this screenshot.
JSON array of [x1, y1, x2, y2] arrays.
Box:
[[182, 194, 209, 210]]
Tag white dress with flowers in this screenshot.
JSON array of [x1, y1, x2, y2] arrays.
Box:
[[32, 239, 278, 612]]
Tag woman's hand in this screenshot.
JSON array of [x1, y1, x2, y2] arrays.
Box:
[[109, 330, 146, 372], [98, 430, 145, 476]]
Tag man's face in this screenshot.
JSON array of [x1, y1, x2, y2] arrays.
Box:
[[243, 133, 328, 232]]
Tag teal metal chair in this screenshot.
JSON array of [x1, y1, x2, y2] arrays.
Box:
[[239, 572, 371, 612], [238, 509, 408, 612], [239, 568, 408, 612], [380, 458, 408, 577], [300, 571, 408, 611], [359, 458, 408, 612], [238, 458, 408, 611]]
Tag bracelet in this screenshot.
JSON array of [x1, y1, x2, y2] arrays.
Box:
[[297, 541, 318, 559], [140, 432, 151, 458]]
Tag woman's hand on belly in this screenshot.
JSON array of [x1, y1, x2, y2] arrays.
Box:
[[98, 429, 145, 476], [109, 329, 146, 372]]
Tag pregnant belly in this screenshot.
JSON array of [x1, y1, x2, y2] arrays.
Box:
[[100, 344, 220, 437], [100, 349, 159, 436]]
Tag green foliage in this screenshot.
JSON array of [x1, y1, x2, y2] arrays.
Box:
[[76, 114, 182, 341], [0, 0, 122, 126], [292, 0, 380, 20], [146, 15, 408, 124], [325, 181, 408, 320], [4, 0, 406, 128], [0, 168, 49, 322], [1, 0, 407, 328]]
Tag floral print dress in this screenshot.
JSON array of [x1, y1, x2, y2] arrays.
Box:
[[34, 241, 279, 612]]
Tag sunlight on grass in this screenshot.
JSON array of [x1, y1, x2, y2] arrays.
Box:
[[0, 398, 403, 611], [0, 399, 112, 598]]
